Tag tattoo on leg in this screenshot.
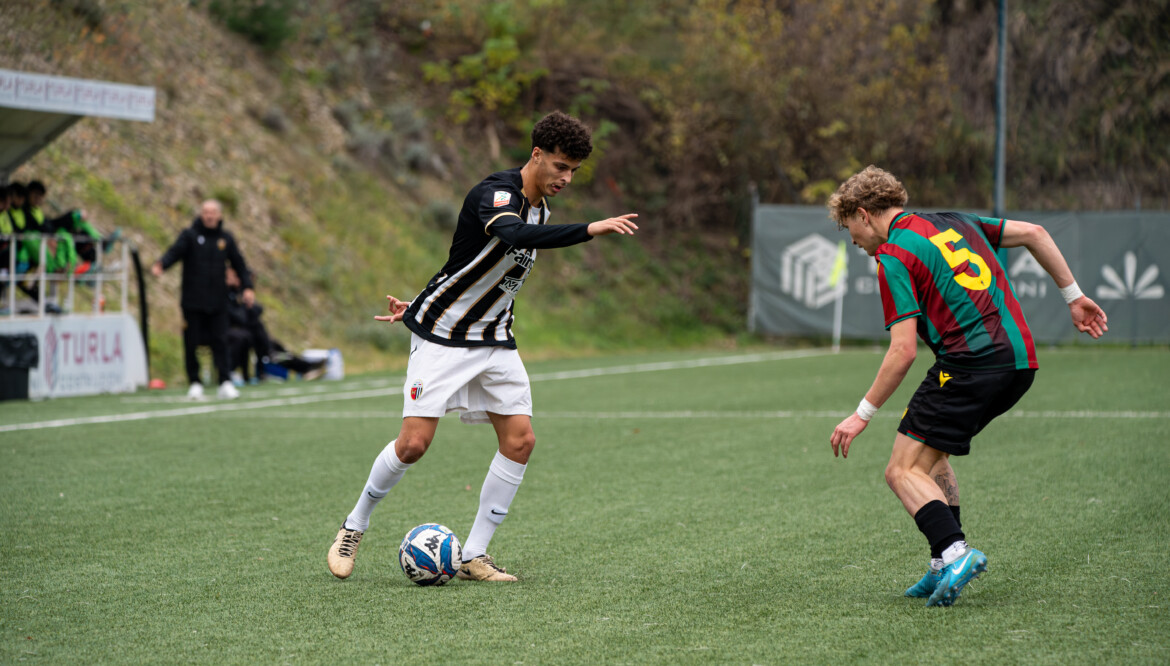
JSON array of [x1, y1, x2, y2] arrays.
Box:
[[933, 471, 959, 505]]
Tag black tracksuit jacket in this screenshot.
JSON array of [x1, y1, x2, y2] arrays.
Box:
[[159, 218, 253, 313]]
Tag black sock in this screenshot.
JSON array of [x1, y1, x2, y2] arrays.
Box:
[[915, 500, 965, 560], [950, 505, 961, 530]]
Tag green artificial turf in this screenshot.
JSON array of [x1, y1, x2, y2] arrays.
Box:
[[2, 347, 1167, 663]]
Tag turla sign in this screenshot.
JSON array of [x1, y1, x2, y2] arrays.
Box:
[[0, 313, 148, 399]]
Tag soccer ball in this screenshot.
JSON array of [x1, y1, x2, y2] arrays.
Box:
[[398, 523, 462, 586]]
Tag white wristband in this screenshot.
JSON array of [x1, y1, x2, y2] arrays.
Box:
[[856, 398, 878, 422], [1059, 281, 1084, 304]]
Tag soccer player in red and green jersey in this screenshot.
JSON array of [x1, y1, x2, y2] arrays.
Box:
[[826, 166, 1107, 607]]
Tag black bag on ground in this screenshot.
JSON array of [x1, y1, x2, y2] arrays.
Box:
[[0, 333, 39, 401]]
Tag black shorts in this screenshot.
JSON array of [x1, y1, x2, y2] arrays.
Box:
[[897, 363, 1036, 456]]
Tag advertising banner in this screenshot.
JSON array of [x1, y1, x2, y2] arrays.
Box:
[[750, 206, 1170, 344], [0, 313, 148, 399], [0, 68, 155, 122]]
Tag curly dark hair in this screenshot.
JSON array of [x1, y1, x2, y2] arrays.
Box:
[[531, 111, 593, 161]]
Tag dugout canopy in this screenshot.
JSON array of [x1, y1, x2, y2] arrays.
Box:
[[0, 68, 155, 182]]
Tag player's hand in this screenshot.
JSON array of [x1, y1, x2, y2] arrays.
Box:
[[374, 295, 409, 324], [830, 413, 869, 459], [1069, 296, 1108, 339], [150, 262, 163, 278], [242, 288, 256, 308], [587, 214, 638, 237]]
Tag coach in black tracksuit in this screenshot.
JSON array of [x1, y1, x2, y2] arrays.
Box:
[[152, 200, 254, 395]]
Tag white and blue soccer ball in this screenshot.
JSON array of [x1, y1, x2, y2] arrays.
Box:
[[398, 523, 462, 586]]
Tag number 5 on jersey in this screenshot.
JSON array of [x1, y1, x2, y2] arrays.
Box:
[[929, 229, 992, 291]]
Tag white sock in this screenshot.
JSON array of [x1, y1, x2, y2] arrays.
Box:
[[941, 540, 969, 566], [930, 558, 944, 572], [462, 451, 526, 561], [344, 441, 412, 532]]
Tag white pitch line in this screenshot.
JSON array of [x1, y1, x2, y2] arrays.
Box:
[[221, 409, 859, 420], [547, 410, 1170, 420], [0, 386, 398, 433], [117, 378, 400, 404], [0, 350, 833, 433], [13, 348, 1162, 432], [214, 409, 1170, 421], [526, 348, 832, 381], [1006, 410, 1170, 419]]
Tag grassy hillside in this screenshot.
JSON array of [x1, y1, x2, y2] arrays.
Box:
[[0, 2, 747, 382]]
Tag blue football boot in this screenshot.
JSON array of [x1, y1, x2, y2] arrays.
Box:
[[904, 567, 943, 598], [926, 548, 988, 607]]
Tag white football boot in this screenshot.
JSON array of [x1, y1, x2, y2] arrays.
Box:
[[328, 523, 364, 579], [457, 554, 518, 582]]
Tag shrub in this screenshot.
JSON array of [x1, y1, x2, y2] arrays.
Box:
[[52, 0, 105, 28], [207, 0, 298, 53], [210, 187, 239, 215]]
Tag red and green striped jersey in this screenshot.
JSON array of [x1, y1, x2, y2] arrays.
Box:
[[875, 212, 1038, 371]]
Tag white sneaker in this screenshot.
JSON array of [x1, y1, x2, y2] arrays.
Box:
[[186, 382, 204, 400], [217, 381, 240, 400]]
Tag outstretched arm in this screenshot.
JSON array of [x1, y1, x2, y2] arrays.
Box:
[[830, 318, 917, 459], [999, 220, 1108, 338], [490, 214, 638, 249]]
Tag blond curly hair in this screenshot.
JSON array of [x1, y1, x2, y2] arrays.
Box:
[[827, 166, 908, 229]]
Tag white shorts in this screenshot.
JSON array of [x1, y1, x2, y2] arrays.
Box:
[[402, 333, 532, 424]]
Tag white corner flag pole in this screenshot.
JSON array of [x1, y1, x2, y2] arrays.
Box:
[[829, 241, 848, 353]]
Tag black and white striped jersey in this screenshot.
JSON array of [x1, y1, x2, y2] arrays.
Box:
[[403, 168, 593, 349]]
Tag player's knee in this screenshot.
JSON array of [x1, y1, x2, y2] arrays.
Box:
[[396, 432, 432, 463], [501, 430, 536, 461], [884, 463, 906, 491], [518, 430, 536, 454]]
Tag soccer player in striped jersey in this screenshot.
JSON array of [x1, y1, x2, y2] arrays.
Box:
[[328, 111, 638, 582], [826, 165, 1107, 606]]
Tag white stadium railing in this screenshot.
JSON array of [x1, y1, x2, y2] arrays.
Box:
[[1, 232, 131, 319]]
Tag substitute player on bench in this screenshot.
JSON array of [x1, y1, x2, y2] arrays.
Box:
[[826, 165, 1107, 606], [327, 111, 638, 582]]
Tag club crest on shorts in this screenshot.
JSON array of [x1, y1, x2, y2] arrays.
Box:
[[410, 381, 424, 400]]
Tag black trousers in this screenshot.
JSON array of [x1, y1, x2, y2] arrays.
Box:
[[183, 307, 230, 386]]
